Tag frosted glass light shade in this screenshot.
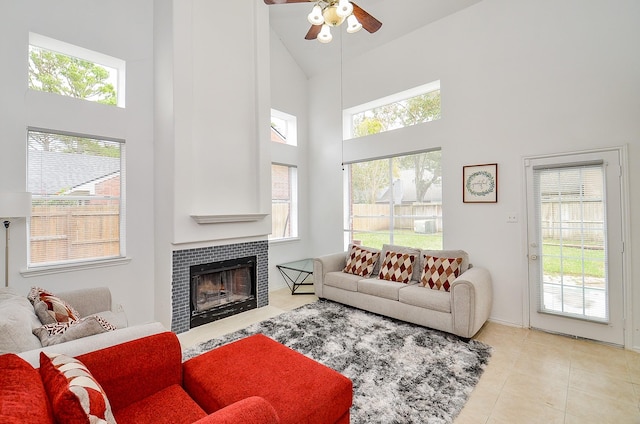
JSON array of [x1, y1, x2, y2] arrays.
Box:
[[317, 24, 333, 43], [0, 192, 32, 219], [336, 0, 353, 18], [346, 14, 362, 33], [307, 5, 324, 25]]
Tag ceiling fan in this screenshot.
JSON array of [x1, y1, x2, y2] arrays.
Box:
[[263, 0, 382, 43]]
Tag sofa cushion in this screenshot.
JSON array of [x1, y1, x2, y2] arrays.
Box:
[[114, 384, 207, 424], [420, 255, 463, 292], [39, 352, 116, 424], [0, 289, 44, 354], [378, 251, 417, 284], [358, 278, 409, 301], [343, 244, 380, 277], [0, 353, 54, 424], [28, 287, 80, 324], [325, 271, 361, 292], [33, 315, 117, 347], [399, 284, 451, 313]]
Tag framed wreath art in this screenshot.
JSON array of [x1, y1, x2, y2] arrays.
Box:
[[463, 163, 498, 203]]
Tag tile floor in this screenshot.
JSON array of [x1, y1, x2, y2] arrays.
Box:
[[178, 288, 640, 424]]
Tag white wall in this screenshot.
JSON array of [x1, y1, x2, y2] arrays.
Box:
[[0, 0, 156, 325], [153, 0, 272, 327], [308, 0, 640, 347], [268, 28, 312, 291]]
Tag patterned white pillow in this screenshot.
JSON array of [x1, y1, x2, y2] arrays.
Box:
[[40, 352, 116, 424], [378, 251, 416, 283], [421, 255, 463, 291], [343, 245, 380, 277]]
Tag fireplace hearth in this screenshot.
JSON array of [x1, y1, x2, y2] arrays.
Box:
[[190, 256, 257, 328]]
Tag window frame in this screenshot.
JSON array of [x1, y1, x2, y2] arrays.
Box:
[[28, 32, 126, 108], [343, 149, 443, 250], [26, 127, 126, 269], [269, 163, 299, 242], [342, 80, 441, 140], [270, 108, 298, 146]]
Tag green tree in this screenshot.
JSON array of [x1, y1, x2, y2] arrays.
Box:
[[350, 159, 392, 204], [352, 90, 441, 138], [351, 91, 442, 203], [29, 47, 116, 106], [397, 151, 441, 202]]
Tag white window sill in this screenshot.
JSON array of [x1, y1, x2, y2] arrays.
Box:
[[21, 256, 132, 277], [269, 237, 301, 245]]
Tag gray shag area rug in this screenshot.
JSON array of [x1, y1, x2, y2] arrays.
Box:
[[183, 300, 492, 424]]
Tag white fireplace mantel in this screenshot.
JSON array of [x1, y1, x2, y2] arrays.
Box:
[[190, 213, 269, 224]]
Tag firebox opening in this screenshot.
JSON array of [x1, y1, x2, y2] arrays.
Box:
[[189, 255, 257, 328]]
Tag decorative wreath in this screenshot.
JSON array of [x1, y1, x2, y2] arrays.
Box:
[[466, 171, 495, 196]]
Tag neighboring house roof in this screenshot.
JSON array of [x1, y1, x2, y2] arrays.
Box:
[[28, 150, 120, 195]]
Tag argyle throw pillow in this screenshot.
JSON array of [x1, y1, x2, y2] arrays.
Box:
[[40, 352, 116, 424], [421, 255, 463, 291], [343, 245, 380, 277], [378, 251, 416, 283]]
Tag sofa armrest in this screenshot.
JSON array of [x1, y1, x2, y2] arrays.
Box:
[[76, 331, 183, 412], [450, 267, 493, 338], [313, 252, 347, 298], [193, 396, 280, 424]]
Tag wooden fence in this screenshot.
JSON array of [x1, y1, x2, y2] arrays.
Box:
[[30, 205, 120, 264]]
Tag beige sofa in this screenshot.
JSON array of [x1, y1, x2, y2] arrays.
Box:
[[0, 286, 164, 367], [313, 244, 493, 339]]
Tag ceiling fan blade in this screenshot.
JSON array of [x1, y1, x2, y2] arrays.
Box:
[[351, 2, 383, 33], [263, 0, 313, 4], [305, 25, 322, 40]]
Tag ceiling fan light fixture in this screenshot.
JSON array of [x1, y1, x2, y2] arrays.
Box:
[[307, 4, 324, 25], [346, 14, 362, 33], [317, 24, 333, 43], [323, 5, 345, 27], [336, 0, 354, 18]]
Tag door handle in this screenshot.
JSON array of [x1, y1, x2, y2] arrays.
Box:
[[530, 254, 538, 260]]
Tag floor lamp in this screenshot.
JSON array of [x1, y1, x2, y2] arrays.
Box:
[[0, 192, 32, 287]]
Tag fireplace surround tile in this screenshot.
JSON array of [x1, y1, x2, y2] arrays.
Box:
[[171, 241, 268, 333]]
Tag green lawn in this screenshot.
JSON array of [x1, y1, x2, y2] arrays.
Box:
[[352, 230, 443, 250], [541, 243, 605, 278], [352, 233, 605, 278]]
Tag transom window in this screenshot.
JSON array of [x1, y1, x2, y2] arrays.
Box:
[[343, 81, 441, 140], [28, 33, 125, 107], [27, 129, 125, 266], [271, 109, 298, 146]]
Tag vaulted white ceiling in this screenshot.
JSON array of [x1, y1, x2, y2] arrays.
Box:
[[266, 0, 483, 78]]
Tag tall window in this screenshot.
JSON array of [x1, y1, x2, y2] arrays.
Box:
[[270, 164, 298, 240], [343, 81, 441, 140], [27, 129, 125, 266], [344, 150, 442, 250], [28, 33, 125, 107]]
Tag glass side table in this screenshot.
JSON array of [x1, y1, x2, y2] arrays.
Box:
[[276, 258, 315, 295]]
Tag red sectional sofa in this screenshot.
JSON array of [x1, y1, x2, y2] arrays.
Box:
[[0, 331, 353, 424]]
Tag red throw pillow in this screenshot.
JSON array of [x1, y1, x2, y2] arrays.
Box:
[[39, 352, 116, 424]]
